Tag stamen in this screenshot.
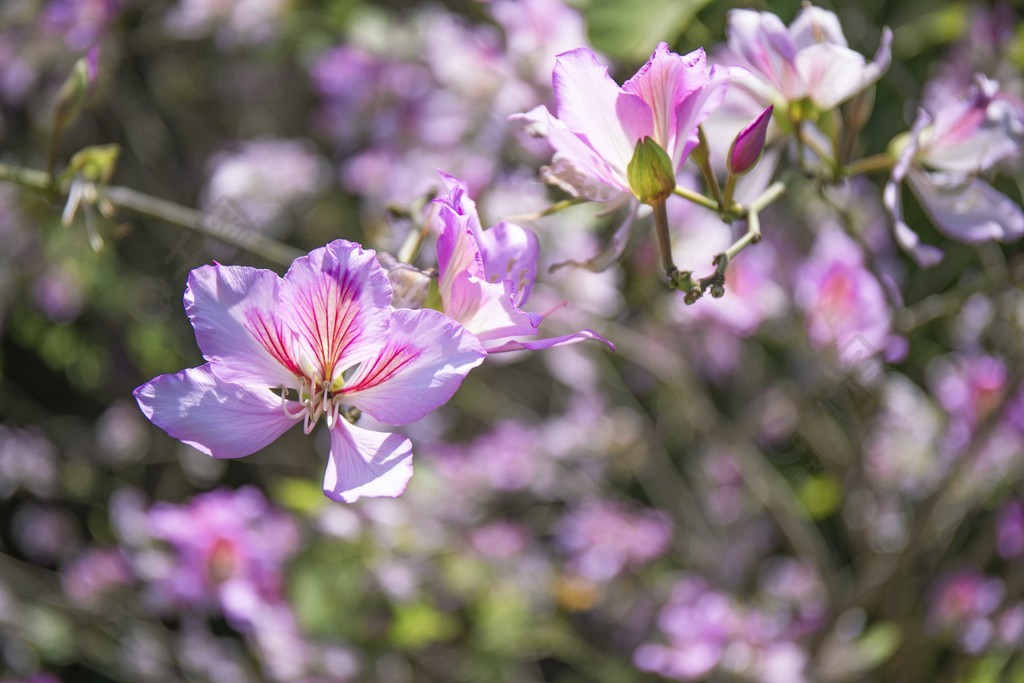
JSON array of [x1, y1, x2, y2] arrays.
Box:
[[303, 410, 316, 435], [281, 388, 306, 419]]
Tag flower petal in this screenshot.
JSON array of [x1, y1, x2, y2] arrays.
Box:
[[623, 45, 712, 166], [908, 170, 1024, 244], [279, 239, 392, 384], [797, 28, 892, 110], [788, 6, 848, 49], [486, 329, 615, 353], [883, 175, 944, 268], [726, 9, 799, 99], [323, 422, 413, 503], [553, 47, 651, 175], [342, 308, 485, 424], [671, 64, 730, 165], [475, 220, 539, 307], [185, 265, 300, 388], [133, 364, 299, 459]]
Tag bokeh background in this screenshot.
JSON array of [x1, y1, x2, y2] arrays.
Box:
[[1, 0, 1023, 681]]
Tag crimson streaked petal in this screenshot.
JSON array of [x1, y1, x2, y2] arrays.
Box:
[[342, 308, 485, 424], [279, 239, 392, 384], [324, 422, 413, 503], [186, 264, 300, 388], [133, 364, 299, 459]]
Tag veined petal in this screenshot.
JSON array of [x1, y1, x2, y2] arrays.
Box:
[[133, 364, 299, 459], [475, 221, 539, 307], [623, 45, 710, 163], [324, 422, 413, 503], [434, 203, 486, 304], [553, 48, 652, 173], [908, 170, 1024, 244], [341, 308, 485, 424], [671, 64, 730, 166], [186, 265, 300, 388], [726, 9, 799, 99], [279, 239, 392, 385], [446, 271, 540, 344], [795, 43, 868, 110], [789, 6, 848, 48]]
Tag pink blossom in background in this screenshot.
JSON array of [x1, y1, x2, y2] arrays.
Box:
[[143, 487, 298, 629], [432, 173, 612, 352], [514, 42, 728, 202], [996, 500, 1024, 559], [795, 228, 903, 367], [634, 577, 740, 680], [201, 139, 329, 237], [134, 240, 485, 502], [721, 6, 892, 111], [555, 499, 671, 582], [43, 0, 120, 50], [62, 547, 133, 608], [930, 567, 1005, 653], [884, 76, 1024, 266], [165, 0, 288, 46]]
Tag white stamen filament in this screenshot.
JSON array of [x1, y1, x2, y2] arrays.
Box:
[[282, 376, 355, 433]]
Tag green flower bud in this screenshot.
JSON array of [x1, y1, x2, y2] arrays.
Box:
[[627, 137, 676, 204]]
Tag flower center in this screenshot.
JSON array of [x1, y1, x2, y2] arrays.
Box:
[[279, 376, 362, 434]]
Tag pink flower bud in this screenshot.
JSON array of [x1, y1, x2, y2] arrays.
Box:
[[727, 105, 773, 176]]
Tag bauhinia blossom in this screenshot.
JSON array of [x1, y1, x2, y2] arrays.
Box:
[[884, 75, 1024, 266], [513, 43, 728, 202], [134, 240, 485, 503], [722, 6, 892, 112], [431, 173, 612, 353]]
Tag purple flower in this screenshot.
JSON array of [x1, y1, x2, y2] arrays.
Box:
[[634, 577, 739, 680], [794, 229, 903, 365], [728, 105, 773, 175], [556, 499, 671, 582], [884, 76, 1024, 266], [996, 500, 1024, 559], [145, 487, 297, 629], [62, 547, 133, 607], [202, 139, 329, 236], [514, 43, 728, 202], [930, 567, 1004, 653], [432, 173, 612, 353], [43, 0, 120, 50], [134, 240, 485, 502], [723, 6, 892, 111]]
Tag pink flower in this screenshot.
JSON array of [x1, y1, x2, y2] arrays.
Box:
[[514, 43, 728, 201], [884, 76, 1024, 266], [134, 240, 485, 502], [432, 173, 613, 352], [723, 6, 892, 111], [145, 487, 297, 629]]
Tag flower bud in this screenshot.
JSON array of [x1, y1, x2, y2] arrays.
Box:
[[377, 252, 432, 309], [627, 137, 676, 204], [727, 105, 773, 176]]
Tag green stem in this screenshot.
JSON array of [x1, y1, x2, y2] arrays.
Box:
[[672, 184, 720, 212], [503, 197, 585, 223], [694, 126, 723, 206], [0, 161, 302, 266], [843, 153, 896, 177], [651, 198, 676, 276]]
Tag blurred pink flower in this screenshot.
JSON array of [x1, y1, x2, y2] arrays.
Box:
[[432, 173, 612, 352], [556, 499, 671, 582], [134, 240, 485, 502], [514, 43, 728, 201], [145, 487, 297, 630], [794, 229, 903, 365], [885, 76, 1024, 266], [723, 6, 892, 111]]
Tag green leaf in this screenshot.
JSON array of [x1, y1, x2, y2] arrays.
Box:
[[583, 0, 710, 62]]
